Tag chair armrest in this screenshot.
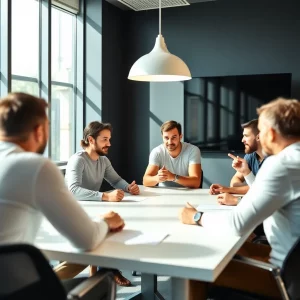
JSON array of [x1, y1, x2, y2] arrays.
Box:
[[233, 255, 290, 300], [233, 254, 280, 276], [252, 235, 269, 245], [67, 270, 116, 300]]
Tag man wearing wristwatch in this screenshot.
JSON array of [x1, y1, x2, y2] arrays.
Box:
[[143, 120, 202, 188], [179, 98, 300, 299]]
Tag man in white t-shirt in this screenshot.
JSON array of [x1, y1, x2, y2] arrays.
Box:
[[143, 120, 202, 188], [0, 92, 125, 283], [179, 98, 300, 299]]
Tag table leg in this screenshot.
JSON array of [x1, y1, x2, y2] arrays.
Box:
[[171, 278, 190, 300], [126, 273, 165, 300]]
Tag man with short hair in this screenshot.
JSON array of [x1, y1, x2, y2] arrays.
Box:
[[179, 98, 300, 299], [65, 121, 139, 201], [210, 119, 265, 201], [143, 120, 202, 189], [0, 93, 125, 284]]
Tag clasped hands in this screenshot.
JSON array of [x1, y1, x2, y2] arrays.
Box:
[[157, 165, 175, 183]]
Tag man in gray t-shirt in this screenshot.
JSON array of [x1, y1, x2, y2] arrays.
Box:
[[143, 120, 202, 188], [66, 122, 139, 201]]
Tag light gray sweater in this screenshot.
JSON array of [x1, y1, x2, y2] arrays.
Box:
[[0, 142, 108, 250], [65, 151, 129, 200]]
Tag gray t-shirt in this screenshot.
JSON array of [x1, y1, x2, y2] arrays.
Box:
[[0, 141, 108, 250], [65, 151, 129, 201], [149, 142, 201, 187]]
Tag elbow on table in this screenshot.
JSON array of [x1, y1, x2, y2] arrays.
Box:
[[143, 177, 153, 187], [190, 178, 201, 189]]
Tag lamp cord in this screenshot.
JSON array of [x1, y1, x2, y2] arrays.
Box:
[[159, 0, 161, 35]]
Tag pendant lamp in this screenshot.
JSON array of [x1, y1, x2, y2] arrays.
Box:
[[128, 0, 192, 82]]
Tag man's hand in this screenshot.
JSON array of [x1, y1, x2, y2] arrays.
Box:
[[102, 211, 125, 232], [209, 183, 232, 195], [228, 153, 251, 176], [217, 193, 238, 206], [157, 165, 176, 183], [102, 189, 124, 202], [157, 165, 169, 182], [178, 202, 197, 225], [128, 180, 140, 195]]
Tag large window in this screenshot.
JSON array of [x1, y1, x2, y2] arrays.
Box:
[[51, 7, 75, 161], [11, 0, 39, 95], [9, 0, 77, 162]]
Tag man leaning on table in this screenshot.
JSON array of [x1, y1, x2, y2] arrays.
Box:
[[210, 119, 265, 199], [143, 120, 202, 188], [65, 121, 139, 286], [179, 98, 300, 299], [0, 93, 125, 290], [65, 121, 139, 202]]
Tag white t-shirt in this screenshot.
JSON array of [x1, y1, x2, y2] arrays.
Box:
[[148, 142, 201, 187], [202, 142, 300, 267], [0, 141, 108, 251]]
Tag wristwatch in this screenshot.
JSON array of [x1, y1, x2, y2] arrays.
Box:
[[193, 211, 203, 225], [173, 174, 179, 182]]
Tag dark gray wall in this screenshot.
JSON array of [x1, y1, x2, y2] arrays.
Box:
[[121, 0, 300, 184], [102, 0, 129, 179]]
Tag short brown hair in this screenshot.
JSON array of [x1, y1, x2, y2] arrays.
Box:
[[241, 119, 259, 135], [0, 92, 48, 141], [257, 98, 300, 138], [80, 121, 112, 148], [160, 120, 182, 135]]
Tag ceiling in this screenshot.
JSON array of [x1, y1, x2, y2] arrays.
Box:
[[106, 0, 215, 11]]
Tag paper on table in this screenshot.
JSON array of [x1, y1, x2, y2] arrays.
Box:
[[107, 229, 169, 245], [122, 196, 147, 202]]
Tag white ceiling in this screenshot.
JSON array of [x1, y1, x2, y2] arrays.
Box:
[[106, 0, 215, 10]]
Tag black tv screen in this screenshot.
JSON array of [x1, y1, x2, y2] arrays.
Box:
[[184, 73, 292, 151]]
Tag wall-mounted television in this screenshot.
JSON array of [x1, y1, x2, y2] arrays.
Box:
[[184, 73, 292, 151]]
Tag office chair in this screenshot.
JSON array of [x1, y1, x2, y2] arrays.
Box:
[[0, 243, 116, 300], [210, 237, 300, 300], [200, 169, 204, 188]]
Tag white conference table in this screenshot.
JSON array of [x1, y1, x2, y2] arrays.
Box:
[[35, 186, 250, 300]]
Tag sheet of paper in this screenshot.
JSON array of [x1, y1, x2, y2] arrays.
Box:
[[122, 196, 147, 202], [107, 229, 169, 245]]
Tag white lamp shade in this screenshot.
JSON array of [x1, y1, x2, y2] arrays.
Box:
[[128, 35, 191, 82]]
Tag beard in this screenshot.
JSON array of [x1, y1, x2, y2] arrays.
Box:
[[166, 143, 178, 151], [95, 146, 109, 156], [37, 131, 48, 155], [244, 142, 258, 154]]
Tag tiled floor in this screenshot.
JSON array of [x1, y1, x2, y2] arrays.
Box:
[[70, 265, 172, 300]]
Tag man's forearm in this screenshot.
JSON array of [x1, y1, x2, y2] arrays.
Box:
[[227, 185, 249, 195], [230, 176, 244, 187], [175, 175, 200, 189], [143, 175, 158, 187]]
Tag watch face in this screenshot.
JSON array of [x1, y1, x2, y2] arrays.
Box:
[[193, 212, 201, 222]]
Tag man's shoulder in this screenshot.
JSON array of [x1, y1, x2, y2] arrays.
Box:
[[182, 142, 200, 154], [150, 144, 165, 154], [68, 151, 87, 163], [1, 151, 49, 174]]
